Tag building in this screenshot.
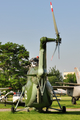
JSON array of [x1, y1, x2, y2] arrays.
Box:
[[63, 72, 74, 79], [63, 71, 80, 79]]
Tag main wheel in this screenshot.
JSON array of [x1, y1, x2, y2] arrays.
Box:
[[72, 97, 76, 104], [26, 109, 30, 112], [11, 107, 15, 113], [46, 107, 49, 113], [62, 106, 66, 113], [38, 108, 43, 113]]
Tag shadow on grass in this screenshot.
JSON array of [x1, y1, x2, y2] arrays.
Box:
[[12, 110, 80, 115], [40, 110, 80, 115]]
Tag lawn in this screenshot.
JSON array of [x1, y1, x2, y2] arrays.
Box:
[[0, 110, 80, 120], [0, 96, 80, 120], [52, 95, 80, 109]]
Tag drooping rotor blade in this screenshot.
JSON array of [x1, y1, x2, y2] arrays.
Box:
[[50, 2, 59, 36], [51, 44, 57, 61], [58, 43, 60, 59]]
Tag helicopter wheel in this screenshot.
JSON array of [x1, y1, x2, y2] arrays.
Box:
[[72, 97, 76, 104], [46, 107, 48, 112], [4, 104, 6, 106], [11, 107, 15, 113], [26, 109, 30, 112], [38, 108, 43, 113], [62, 106, 66, 113]]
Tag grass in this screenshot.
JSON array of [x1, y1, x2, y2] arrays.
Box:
[[52, 95, 80, 108], [0, 96, 80, 120], [0, 110, 80, 120]]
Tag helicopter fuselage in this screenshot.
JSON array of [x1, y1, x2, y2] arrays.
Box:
[[23, 37, 57, 110], [24, 66, 53, 110]]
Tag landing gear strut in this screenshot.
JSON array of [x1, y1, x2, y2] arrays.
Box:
[[72, 97, 76, 104]]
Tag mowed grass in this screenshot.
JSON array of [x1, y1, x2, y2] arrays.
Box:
[[0, 110, 80, 120], [52, 95, 80, 108], [0, 96, 80, 120]]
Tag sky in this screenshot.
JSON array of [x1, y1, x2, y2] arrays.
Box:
[[0, 0, 80, 75]]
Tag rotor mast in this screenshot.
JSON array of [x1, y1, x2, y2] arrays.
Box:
[[38, 37, 56, 77], [38, 2, 62, 76], [37, 37, 56, 96]]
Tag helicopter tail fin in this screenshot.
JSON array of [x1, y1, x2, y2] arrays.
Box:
[[74, 67, 80, 84]]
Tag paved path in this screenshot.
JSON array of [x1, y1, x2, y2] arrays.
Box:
[[66, 108, 80, 111], [0, 108, 80, 112], [0, 109, 11, 111]]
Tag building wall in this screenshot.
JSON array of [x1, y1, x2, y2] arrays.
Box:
[[63, 72, 74, 79], [63, 71, 80, 79]]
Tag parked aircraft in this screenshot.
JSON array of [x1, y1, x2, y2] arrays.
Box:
[[0, 87, 12, 102], [13, 92, 23, 103], [54, 89, 66, 95], [0, 91, 14, 102], [0, 87, 12, 96], [53, 67, 80, 104], [0, 89, 22, 103], [0, 87, 11, 91], [0, 2, 66, 113]]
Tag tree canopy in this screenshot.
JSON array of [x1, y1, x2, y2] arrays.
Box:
[[48, 67, 77, 86], [0, 42, 30, 91], [48, 66, 63, 86], [64, 73, 76, 83]]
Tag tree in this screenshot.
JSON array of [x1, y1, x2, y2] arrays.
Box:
[[0, 42, 30, 91], [48, 66, 63, 86], [64, 73, 76, 83]]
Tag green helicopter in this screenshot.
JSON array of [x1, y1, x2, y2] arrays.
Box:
[[0, 2, 66, 113]]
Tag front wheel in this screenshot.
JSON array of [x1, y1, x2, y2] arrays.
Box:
[[11, 107, 15, 113], [62, 106, 66, 113]]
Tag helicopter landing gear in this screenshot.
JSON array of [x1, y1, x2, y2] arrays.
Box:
[[38, 108, 43, 113], [72, 97, 76, 104], [62, 106, 66, 113], [46, 107, 48, 112], [11, 107, 15, 113], [26, 108, 30, 112]]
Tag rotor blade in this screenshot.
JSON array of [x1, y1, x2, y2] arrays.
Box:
[[58, 43, 60, 59], [50, 2, 59, 36], [51, 44, 57, 61]]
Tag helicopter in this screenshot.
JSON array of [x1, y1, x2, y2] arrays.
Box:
[[0, 2, 66, 113]]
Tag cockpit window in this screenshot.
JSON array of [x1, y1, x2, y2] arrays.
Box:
[[30, 57, 39, 67]]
